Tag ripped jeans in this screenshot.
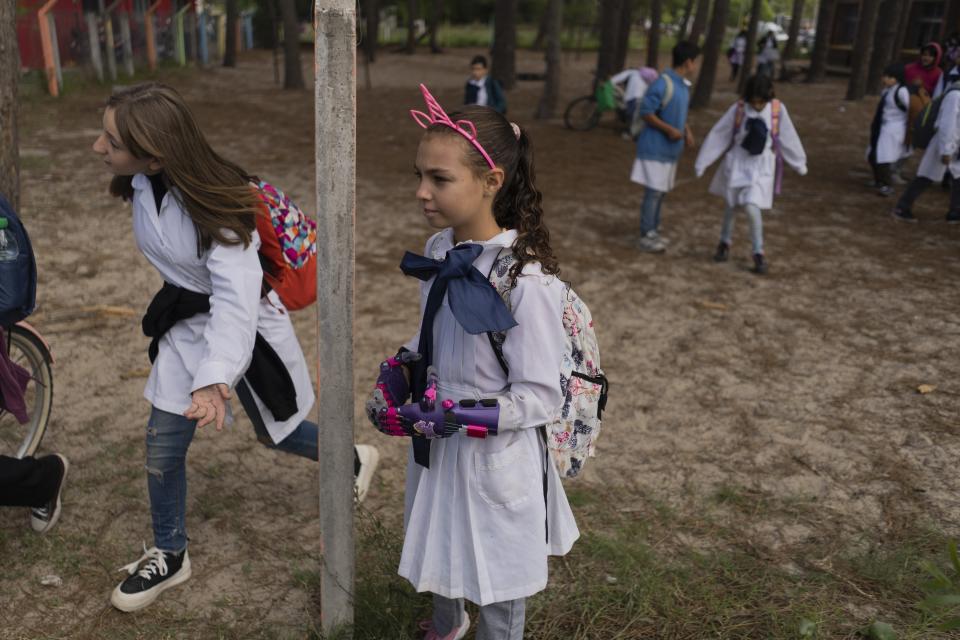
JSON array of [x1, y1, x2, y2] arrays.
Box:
[[145, 404, 319, 552]]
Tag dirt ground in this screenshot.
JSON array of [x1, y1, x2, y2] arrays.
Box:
[[1, 46, 959, 639]]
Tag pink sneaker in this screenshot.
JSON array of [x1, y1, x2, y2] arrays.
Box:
[[418, 611, 470, 640]]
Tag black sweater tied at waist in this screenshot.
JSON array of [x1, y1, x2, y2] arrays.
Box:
[[142, 281, 298, 422]]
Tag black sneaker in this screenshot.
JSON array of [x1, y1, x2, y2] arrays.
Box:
[[892, 207, 918, 223], [752, 253, 769, 275], [30, 454, 69, 534], [111, 545, 191, 612], [713, 242, 730, 262], [947, 210, 960, 224]]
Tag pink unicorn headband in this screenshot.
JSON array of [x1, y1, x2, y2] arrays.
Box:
[[410, 83, 497, 170]]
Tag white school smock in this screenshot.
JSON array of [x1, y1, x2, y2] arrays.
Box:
[[131, 173, 315, 443], [873, 85, 911, 164], [694, 100, 808, 210], [398, 227, 579, 607], [610, 68, 649, 104], [917, 89, 960, 181]]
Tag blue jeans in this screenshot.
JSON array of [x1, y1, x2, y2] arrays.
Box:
[[640, 188, 665, 236], [146, 384, 319, 552], [720, 204, 764, 255]]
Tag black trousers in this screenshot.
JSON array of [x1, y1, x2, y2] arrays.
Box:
[[0, 455, 60, 507], [898, 173, 960, 212], [871, 160, 893, 187]]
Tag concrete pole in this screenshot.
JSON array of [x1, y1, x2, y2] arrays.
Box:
[[119, 12, 135, 76], [315, 0, 356, 635], [85, 12, 104, 82]]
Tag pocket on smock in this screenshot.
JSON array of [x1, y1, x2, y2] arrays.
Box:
[[474, 439, 536, 509]]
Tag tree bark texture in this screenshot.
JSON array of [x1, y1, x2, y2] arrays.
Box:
[[779, 0, 804, 80], [845, 0, 882, 100], [492, 0, 518, 89], [280, 0, 304, 88], [224, 0, 238, 67], [646, 0, 662, 68], [688, 0, 711, 46], [738, 0, 763, 94], [690, 0, 730, 108], [807, 0, 835, 83], [866, 0, 901, 94], [536, 0, 563, 119], [0, 0, 20, 209]]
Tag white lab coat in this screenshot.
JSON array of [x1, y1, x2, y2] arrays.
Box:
[[610, 68, 649, 104], [398, 228, 579, 606], [694, 101, 808, 210], [131, 173, 315, 443], [870, 85, 911, 164], [917, 89, 960, 181]]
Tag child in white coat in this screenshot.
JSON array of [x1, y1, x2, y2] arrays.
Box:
[[893, 77, 960, 223], [92, 83, 378, 613], [367, 85, 579, 640], [694, 74, 807, 274], [867, 63, 910, 197]]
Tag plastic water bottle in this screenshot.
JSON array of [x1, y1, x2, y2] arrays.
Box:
[[0, 218, 19, 261]]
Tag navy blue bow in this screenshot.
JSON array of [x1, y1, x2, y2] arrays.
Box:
[[400, 242, 517, 467]]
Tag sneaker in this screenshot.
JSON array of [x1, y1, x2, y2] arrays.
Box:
[[354, 444, 380, 503], [892, 207, 918, 223], [947, 210, 960, 224], [111, 545, 192, 612], [713, 242, 730, 262], [418, 611, 471, 640], [877, 185, 894, 197], [752, 253, 769, 275], [30, 454, 69, 534], [637, 232, 666, 253], [892, 173, 907, 186]]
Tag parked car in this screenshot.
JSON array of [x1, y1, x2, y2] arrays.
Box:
[[756, 21, 789, 44]]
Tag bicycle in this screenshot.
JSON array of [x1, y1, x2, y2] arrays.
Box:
[[563, 81, 628, 131], [1, 322, 54, 458]]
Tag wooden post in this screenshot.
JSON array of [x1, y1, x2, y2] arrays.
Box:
[[102, 0, 118, 81], [315, 0, 356, 635], [174, 3, 189, 65], [145, 0, 162, 71], [85, 12, 104, 81], [119, 11, 135, 76], [38, 0, 60, 97], [198, 8, 209, 65]]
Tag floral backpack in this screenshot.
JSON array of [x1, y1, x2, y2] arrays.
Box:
[[486, 250, 609, 478], [253, 180, 317, 311]]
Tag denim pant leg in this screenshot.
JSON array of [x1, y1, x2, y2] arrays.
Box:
[[720, 205, 737, 246], [146, 407, 197, 553], [432, 593, 466, 636], [640, 188, 664, 235], [744, 204, 764, 255], [235, 380, 318, 461], [477, 598, 526, 640]]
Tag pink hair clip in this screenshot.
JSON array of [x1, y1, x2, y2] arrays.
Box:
[[410, 83, 497, 170]]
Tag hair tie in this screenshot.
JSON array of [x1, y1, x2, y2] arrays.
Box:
[[510, 122, 521, 140]]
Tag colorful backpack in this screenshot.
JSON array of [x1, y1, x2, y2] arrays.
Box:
[[253, 180, 317, 311], [486, 250, 609, 479]]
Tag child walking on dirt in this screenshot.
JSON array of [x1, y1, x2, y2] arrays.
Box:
[[632, 40, 700, 253], [866, 63, 910, 198], [92, 82, 379, 613], [694, 74, 808, 274], [366, 85, 579, 639]]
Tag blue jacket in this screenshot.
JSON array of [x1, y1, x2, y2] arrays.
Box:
[[635, 69, 691, 163], [464, 76, 507, 114]]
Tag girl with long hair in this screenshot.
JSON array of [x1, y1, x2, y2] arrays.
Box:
[[367, 86, 579, 639]]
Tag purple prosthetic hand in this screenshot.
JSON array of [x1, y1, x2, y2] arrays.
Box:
[[367, 350, 421, 436], [378, 368, 501, 439]]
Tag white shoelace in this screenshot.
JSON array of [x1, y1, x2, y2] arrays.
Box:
[[118, 543, 169, 579]]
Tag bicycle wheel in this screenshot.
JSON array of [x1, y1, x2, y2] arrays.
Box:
[[564, 95, 602, 131], [0, 326, 53, 458]]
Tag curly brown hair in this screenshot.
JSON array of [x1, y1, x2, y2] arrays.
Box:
[[426, 105, 559, 285]]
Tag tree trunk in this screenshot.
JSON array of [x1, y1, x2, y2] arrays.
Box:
[[363, 0, 379, 63], [779, 0, 804, 80], [646, 0, 662, 68], [944, 0, 960, 42], [405, 0, 416, 53], [428, 0, 442, 53], [845, 0, 881, 100], [894, 1, 913, 54], [866, 0, 900, 94], [806, 0, 835, 83], [0, 0, 19, 210], [223, 0, 238, 67], [279, 0, 304, 88], [738, 0, 762, 94], [595, 0, 622, 86], [688, 0, 711, 46], [492, 0, 517, 90], [614, 0, 633, 72], [532, 7, 550, 50], [679, 0, 695, 38], [536, 0, 563, 119], [690, 0, 730, 109]]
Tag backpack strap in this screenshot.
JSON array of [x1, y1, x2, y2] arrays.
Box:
[[893, 84, 908, 112], [485, 247, 512, 377], [771, 100, 784, 196], [661, 73, 674, 111]]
